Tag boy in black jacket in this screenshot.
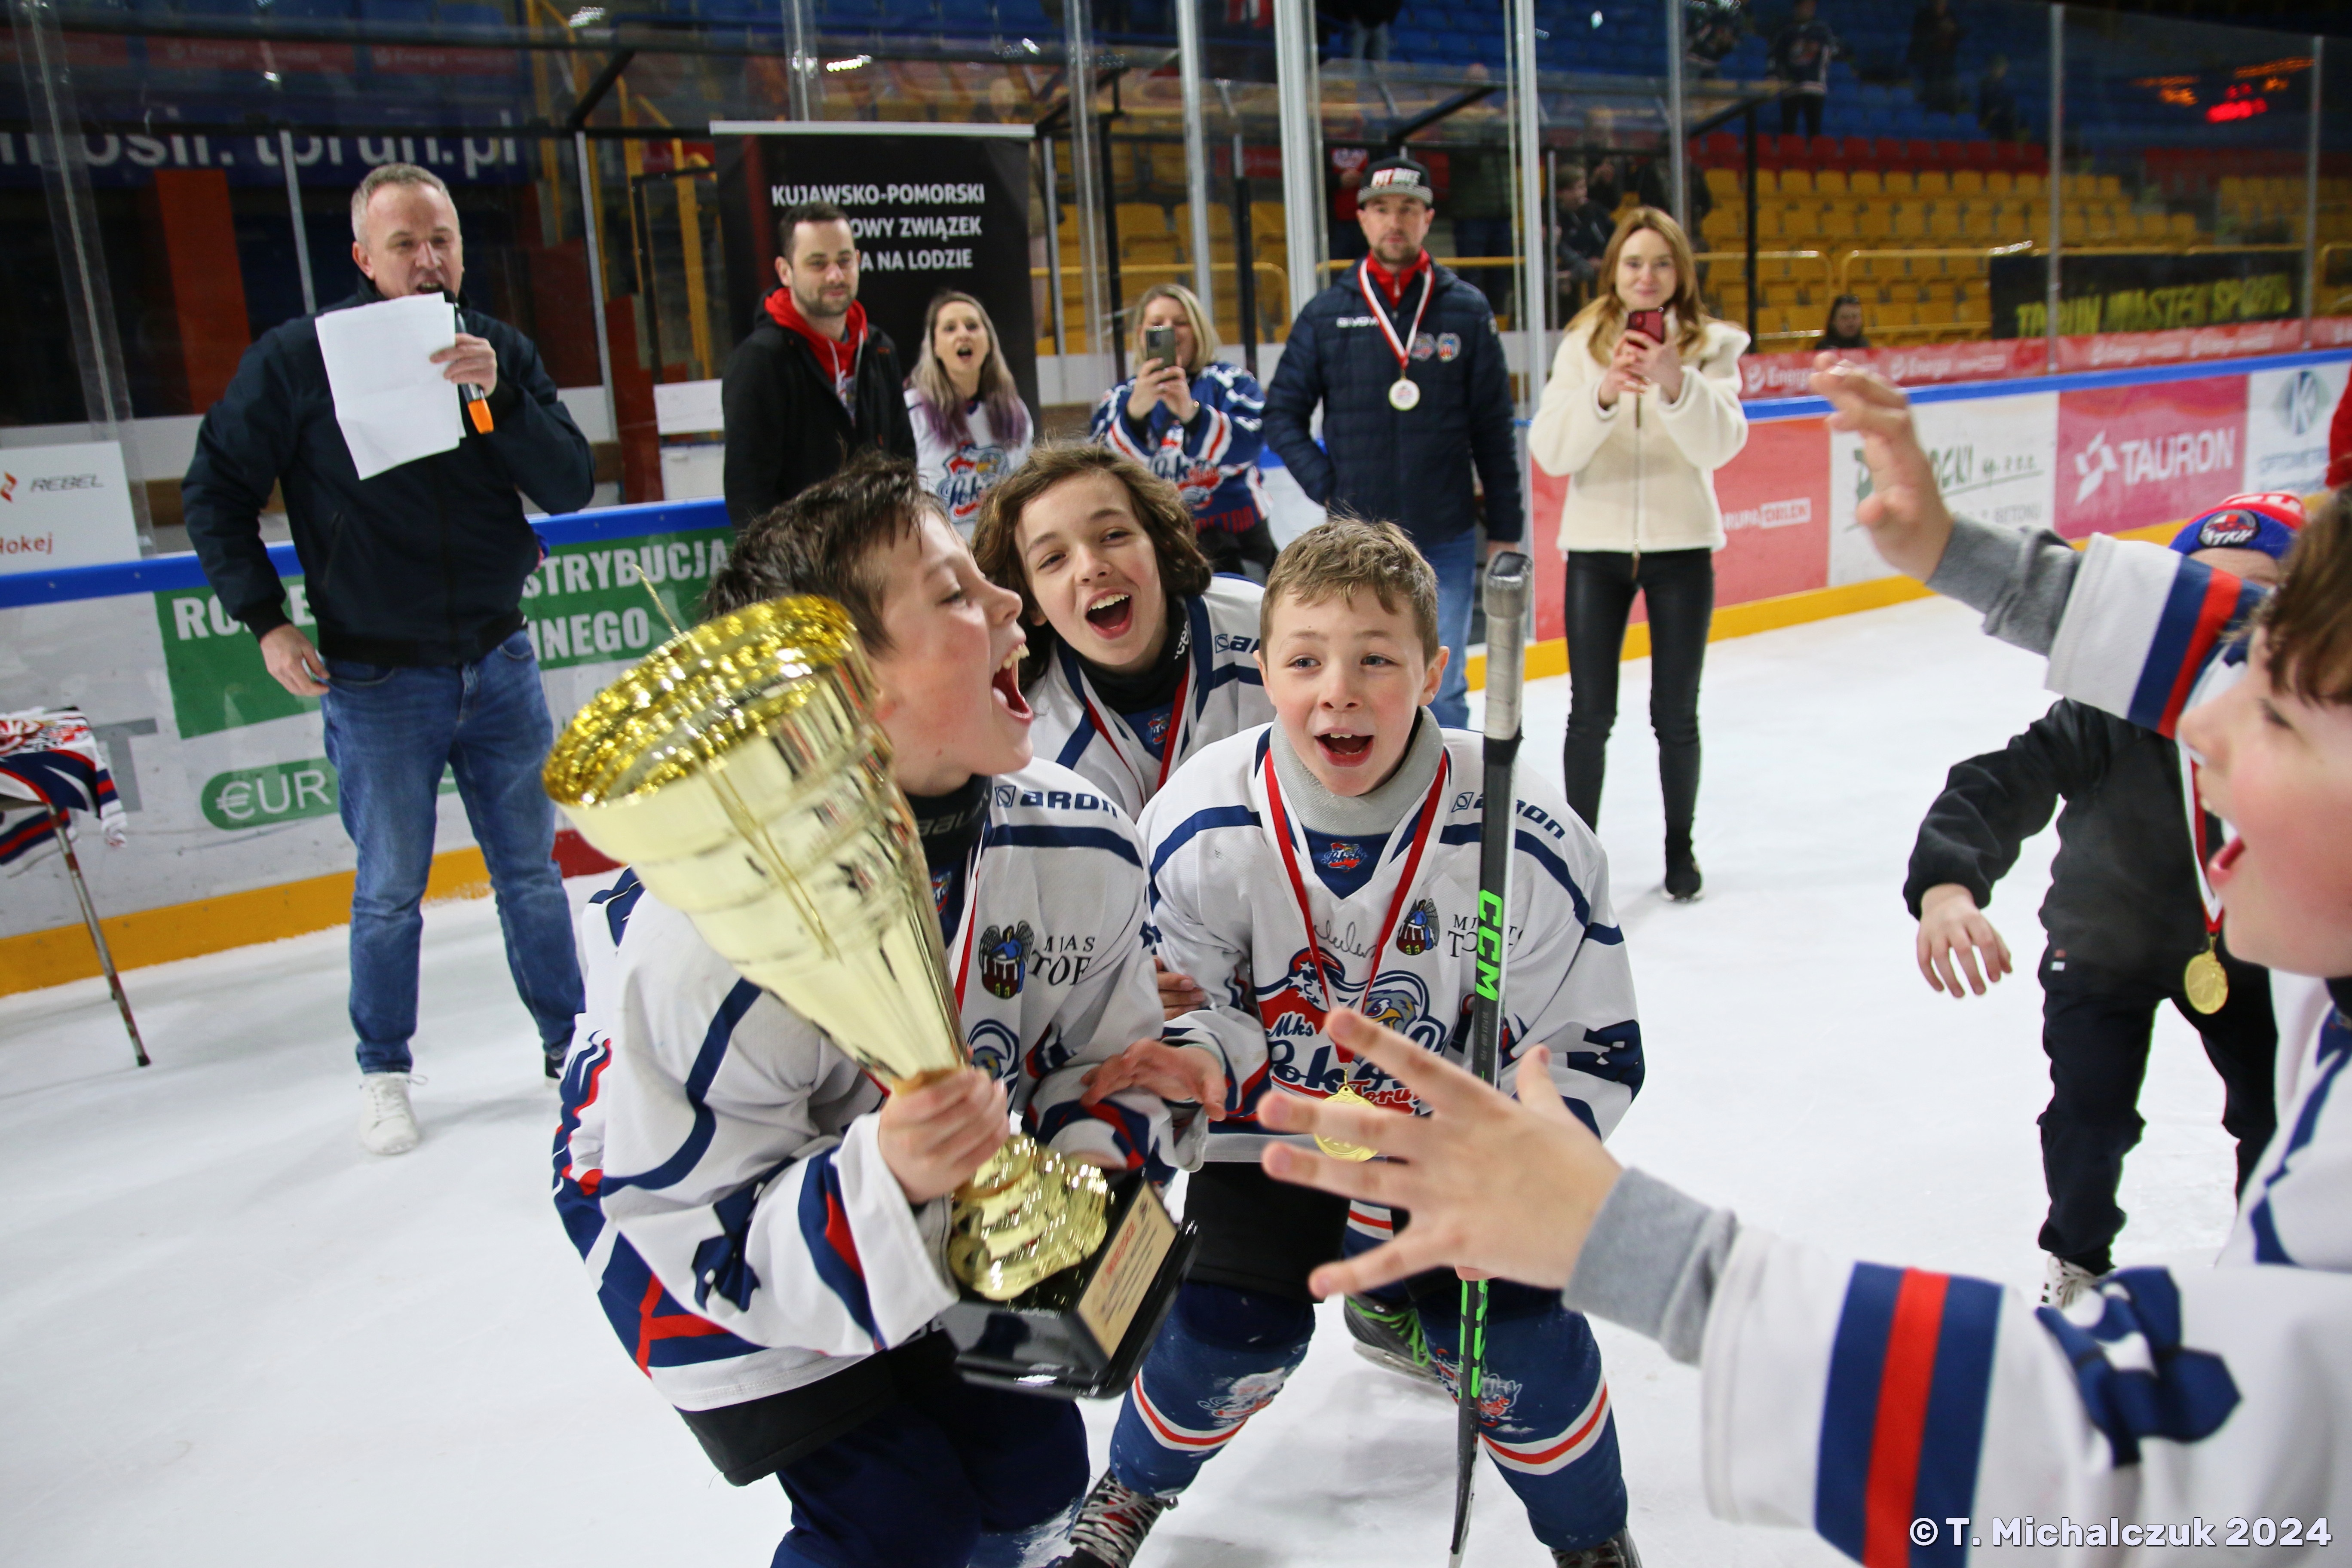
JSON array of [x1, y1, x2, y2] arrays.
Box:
[[1905, 493, 2304, 1306]]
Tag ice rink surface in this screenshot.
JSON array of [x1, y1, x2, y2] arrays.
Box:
[[0, 596, 2248, 1567]]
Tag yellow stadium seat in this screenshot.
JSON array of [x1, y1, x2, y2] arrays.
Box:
[[1758, 305, 1790, 338], [1819, 209, 1857, 239], [1893, 210, 1927, 239], [1877, 301, 1918, 330], [1765, 280, 1802, 307], [1782, 207, 1821, 239], [2013, 173, 2045, 199], [1701, 208, 1743, 242], [1756, 208, 1786, 241], [1849, 169, 1883, 196], [1857, 208, 1893, 239], [1915, 170, 1951, 196], [1814, 169, 1848, 196], [1986, 170, 2015, 195], [1881, 170, 1916, 196], [1958, 296, 1991, 325], [1951, 169, 1984, 194], [1779, 168, 1814, 196], [1753, 168, 1781, 196], [1705, 167, 1742, 199]]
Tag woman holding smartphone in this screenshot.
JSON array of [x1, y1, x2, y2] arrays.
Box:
[[1528, 207, 1749, 902], [1089, 283, 1274, 577]]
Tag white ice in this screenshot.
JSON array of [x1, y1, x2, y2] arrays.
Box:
[[0, 597, 2246, 1567]]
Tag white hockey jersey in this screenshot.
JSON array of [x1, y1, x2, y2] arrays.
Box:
[[1029, 576, 1276, 817], [1700, 536, 2352, 1561], [554, 760, 1205, 1413], [1138, 723, 1644, 1163]]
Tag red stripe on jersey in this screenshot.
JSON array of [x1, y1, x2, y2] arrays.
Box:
[[824, 1189, 865, 1280], [2157, 570, 2245, 734], [632, 1274, 729, 1373], [1862, 1269, 1949, 1567]]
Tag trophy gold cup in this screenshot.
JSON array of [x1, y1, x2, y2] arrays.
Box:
[[543, 596, 1191, 1396]]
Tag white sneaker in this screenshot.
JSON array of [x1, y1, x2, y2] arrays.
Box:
[[357, 1072, 421, 1156], [2041, 1253, 2098, 1309]]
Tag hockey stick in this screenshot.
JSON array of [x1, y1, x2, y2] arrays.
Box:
[[1447, 550, 1534, 1568]]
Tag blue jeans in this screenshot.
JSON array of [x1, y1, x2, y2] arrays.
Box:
[[1422, 527, 1476, 729], [321, 629, 582, 1075]]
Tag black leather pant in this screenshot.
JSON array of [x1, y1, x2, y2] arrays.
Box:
[[1561, 548, 1714, 851]]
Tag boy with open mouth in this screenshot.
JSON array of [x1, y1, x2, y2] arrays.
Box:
[[1061, 518, 1648, 1568], [551, 456, 1227, 1568]]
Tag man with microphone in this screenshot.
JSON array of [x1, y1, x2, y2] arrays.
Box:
[[1262, 152, 1522, 729], [184, 163, 594, 1157]]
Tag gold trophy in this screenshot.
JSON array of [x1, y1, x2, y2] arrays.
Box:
[[543, 596, 1190, 1396]]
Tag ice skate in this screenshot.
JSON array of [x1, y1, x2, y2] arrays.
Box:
[[1556, 1527, 1643, 1568], [1344, 1294, 1444, 1388], [357, 1072, 420, 1156], [1060, 1472, 1176, 1568], [2041, 1253, 2098, 1309], [1663, 843, 1703, 902], [544, 1040, 568, 1081]]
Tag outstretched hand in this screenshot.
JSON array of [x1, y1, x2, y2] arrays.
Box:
[[1080, 1039, 1226, 1119], [1810, 355, 1954, 581], [1256, 1010, 1621, 1296], [1915, 882, 2014, 998]]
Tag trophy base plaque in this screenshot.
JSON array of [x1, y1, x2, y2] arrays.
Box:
[[943, 1173, 1196, 1399]]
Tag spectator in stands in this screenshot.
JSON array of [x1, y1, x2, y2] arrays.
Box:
[[1527, 207, 1751, 903], [905, 290, 1033, 540], [1557, 165, 1617, 315], [1686, 0, 1749, 78], [1091, 283, 1274, 577], [1977, 53, 2022, 143], [1263, 152, 1522, 728], [1588, 157, 1624, 216], [1331, 0, 1401, 61], [720, 199, 916, 531], [1816, 293, 1870, 350], [182, 162, 594, 1156], [1449, 148, 1517, 318], [1908, 0, 1966, 115], [1768, 0, 1841, 142]]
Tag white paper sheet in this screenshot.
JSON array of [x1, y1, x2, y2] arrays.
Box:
[[314, 294, 464, 481]]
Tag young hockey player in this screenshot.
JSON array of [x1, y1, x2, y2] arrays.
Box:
[[552, 456, 1224, 1568], [1060, 518, 1647, 1568], [974, 444, 1277, 1020], [972, 445, 1273, 823], [1260, 364, 2352, 1546], [1906, 493, 2301, 1308]]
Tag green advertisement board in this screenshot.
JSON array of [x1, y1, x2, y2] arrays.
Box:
[[154, 528, 730, 740]]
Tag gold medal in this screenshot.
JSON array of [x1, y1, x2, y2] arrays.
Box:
[[1388, 377, 1421, 411], [2184, 940, 2229, 1015], [1313, 1082, 1381, 1162]]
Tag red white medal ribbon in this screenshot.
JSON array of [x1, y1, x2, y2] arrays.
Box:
[[1075, 654, 1193, 805], [1260, 748, 1451, 1050], [2180, 751, 2225, 943], [1357, 257, 1434, 391], [947, 841, 986, 1011]]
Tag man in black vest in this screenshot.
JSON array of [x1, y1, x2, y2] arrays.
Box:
[[721, 199, 917, 530]]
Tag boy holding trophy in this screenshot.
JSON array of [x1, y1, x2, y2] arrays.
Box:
[[548, 457, 1232, 1568]]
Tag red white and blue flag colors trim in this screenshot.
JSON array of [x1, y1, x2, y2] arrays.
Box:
[[1814, 1265, 2001, 1566], [2046, 536, 2265, 740], [0, 707, 126, 869]]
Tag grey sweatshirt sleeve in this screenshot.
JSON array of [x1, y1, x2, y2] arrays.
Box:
[[1922, 514, 2084, 657], [1561, 1167, 1739, 1365]]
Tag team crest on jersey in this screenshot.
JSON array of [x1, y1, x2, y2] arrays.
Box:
[[931, 867, 956, 914], [1437, 332, 1462, 362], [978, 922, 1033, 999], [1278, 946, 1331, 1012], [1396, 897, 1438, 955], [965, 1019, 1019, 1082], [1142, 708, 1174, 750], [1410, 331, 1437, 361], [1316, 839, 1366, 873]]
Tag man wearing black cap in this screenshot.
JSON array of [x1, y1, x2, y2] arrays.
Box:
[[1262, 152, 1522, 729]]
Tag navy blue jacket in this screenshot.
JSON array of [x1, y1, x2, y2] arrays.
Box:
[[1262, 257, 1523, 545], [184, 280, 595, 666]]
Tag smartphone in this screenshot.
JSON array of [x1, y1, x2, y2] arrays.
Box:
[[1143, 325, 1178, 368], [1625, 308, 1667, 344]]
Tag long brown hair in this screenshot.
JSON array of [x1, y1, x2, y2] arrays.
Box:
[[972, 444, 1212, 686], [906, 289, 1032, 452], [1569, 206, 1713, 362]]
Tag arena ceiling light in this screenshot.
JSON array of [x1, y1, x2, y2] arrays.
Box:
[[824, 55, 872, 72], [568, 6, 605, 25]]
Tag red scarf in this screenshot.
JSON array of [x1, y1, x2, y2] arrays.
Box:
[[765, 288, 867, 407], [1364, 250, 1431, 307]]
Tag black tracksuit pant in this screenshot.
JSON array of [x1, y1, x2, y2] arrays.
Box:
[[2037, 943, 2278, 1274], [1562, 548, 1715, 851]]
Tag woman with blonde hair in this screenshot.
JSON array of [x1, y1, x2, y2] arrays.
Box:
[[1089, 282, 1274, 577], [904, 289, 1034, 536], [1528, 205, 1749, 903]]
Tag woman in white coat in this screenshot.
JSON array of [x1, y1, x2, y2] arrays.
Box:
[[1528, 208, 1748, 900]]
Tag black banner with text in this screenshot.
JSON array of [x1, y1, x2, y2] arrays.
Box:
[[716, 129, 1038, 411], [1990, 249, 2301, 340]]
